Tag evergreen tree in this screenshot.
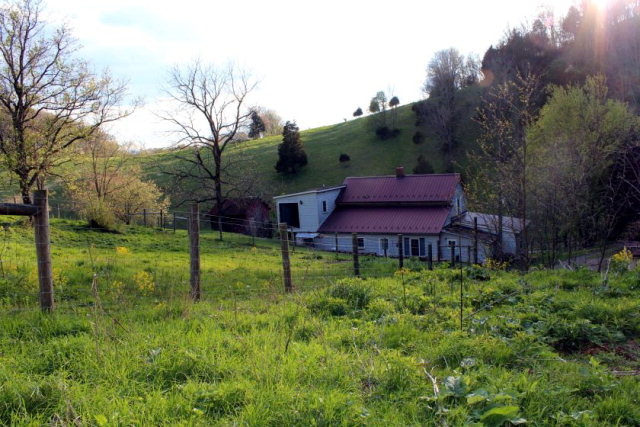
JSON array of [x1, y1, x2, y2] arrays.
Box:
[[413, 155, 434, 174], [275, 121, 308, 174], [248, 110, 266, 139], [353, 107, 363, 117]]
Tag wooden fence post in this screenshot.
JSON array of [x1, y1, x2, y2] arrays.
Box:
[[173, 212, 177, 233], [143, 208, 147, 227], [352, 233, 360, 277], [335, 232, 339, 259], [279, 223, 293, 293], [188, 203, 201, 301], [398, 234, 404, 269], [473, 216, 479, 264], [160, 210, 164, 229], [33, 190, 54, 312], [428, 244, 433, 270]]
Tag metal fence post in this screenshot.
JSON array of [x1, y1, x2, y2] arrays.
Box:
[[428, 244, 433, 270], [473, 216, 479, 264], [279, 223, 293, 293], [398, 234, 404, 269], [352, 233, 360, 277], [450, 241, 456, 268], [188, 203, 201, 301]]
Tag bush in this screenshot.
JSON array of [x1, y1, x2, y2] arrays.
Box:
[[308, 296, 349, 317], [328, 279, 372, 310], [339, 153, 350, 163], [412, 131, 425, 144], [83, 199, 120, 232], [375, 126, 391, 139], [374, 127, 400, 140]]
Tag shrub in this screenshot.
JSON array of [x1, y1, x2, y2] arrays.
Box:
[[308, 296, 349, 317], [484, 258, 508, 271], [83, 199, 120, 232], [610, 247, 633, 274], [339, 153, 350, 163], [328, 279, 372, 310], [375, 126, 391, 139], [366, 298, 395, 319]]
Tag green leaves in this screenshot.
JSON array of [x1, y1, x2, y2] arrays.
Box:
[[479, 405, 526, 426]]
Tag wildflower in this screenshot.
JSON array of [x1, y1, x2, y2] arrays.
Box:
[[134, 271, 155, 294], [115, 246, 131, 255]]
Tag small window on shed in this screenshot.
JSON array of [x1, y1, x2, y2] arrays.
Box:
[[322, 200, 327, 212], [357, 237, 365, 249]]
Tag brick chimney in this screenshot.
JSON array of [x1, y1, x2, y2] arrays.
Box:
[[395, 166, 405, 178]]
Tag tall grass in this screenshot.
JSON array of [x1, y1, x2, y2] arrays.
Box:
[[1, 220, 639, 424]]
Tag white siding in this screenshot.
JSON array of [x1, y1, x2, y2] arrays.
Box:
[[317, 188, 342, 226], [313, 233, 439, 258], [439, 231, 489, 263], [443, 184, 466, 226], [274, 187, 343, 232]]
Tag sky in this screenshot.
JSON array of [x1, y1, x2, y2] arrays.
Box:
[[44, 0, 576, 148]]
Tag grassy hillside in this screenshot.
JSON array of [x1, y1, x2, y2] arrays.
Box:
[[140, 86, 483, 205], [1, 220, 640, 424]]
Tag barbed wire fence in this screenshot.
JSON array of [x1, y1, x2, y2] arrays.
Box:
[[0, 195, 545, 336]]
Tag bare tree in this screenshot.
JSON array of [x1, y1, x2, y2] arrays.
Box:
[[72, 130, 133, 202], [0, 0, 130, 204], [163, 62, 256, 210], [422, 48, 480, 169], [251, 106, 283, 137], [468, 72, 540, 267]]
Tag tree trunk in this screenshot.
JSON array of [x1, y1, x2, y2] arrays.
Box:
[[19, 172, 32, 204]]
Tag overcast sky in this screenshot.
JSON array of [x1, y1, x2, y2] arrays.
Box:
[[44, 0, 575, 148]]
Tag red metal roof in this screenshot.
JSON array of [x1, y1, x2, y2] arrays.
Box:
[[318, 206, 451, 234], [337, 173, 460, 204]]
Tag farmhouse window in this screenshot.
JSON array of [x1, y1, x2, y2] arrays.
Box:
[[357, 237, 365, 249], [322, 201, 327, 212]]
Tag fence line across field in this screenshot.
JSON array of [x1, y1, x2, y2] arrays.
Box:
[[0, 198, 518, 317]]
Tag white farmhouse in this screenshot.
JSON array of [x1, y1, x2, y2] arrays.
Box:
[[274, 167, 524, 263]]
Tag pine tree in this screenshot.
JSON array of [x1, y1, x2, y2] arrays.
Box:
[[248, 110, 266, 139], [275, 121, 308, 174], [413, 155, 434, 174]]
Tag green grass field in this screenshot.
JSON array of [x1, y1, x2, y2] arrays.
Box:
[[1, 220, 640, 425]]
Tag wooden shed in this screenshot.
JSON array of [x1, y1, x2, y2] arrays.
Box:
[[209, 198, 272, 238]]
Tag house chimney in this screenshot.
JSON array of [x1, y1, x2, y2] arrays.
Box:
[[395, 166, 405, 178]]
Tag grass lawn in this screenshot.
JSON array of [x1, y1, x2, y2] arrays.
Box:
[[1, 220, 640, 425]]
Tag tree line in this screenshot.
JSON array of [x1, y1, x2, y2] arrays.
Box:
[[463, 0, 640, 268]]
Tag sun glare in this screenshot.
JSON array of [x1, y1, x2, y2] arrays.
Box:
[[591, 0, 610, 9]]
